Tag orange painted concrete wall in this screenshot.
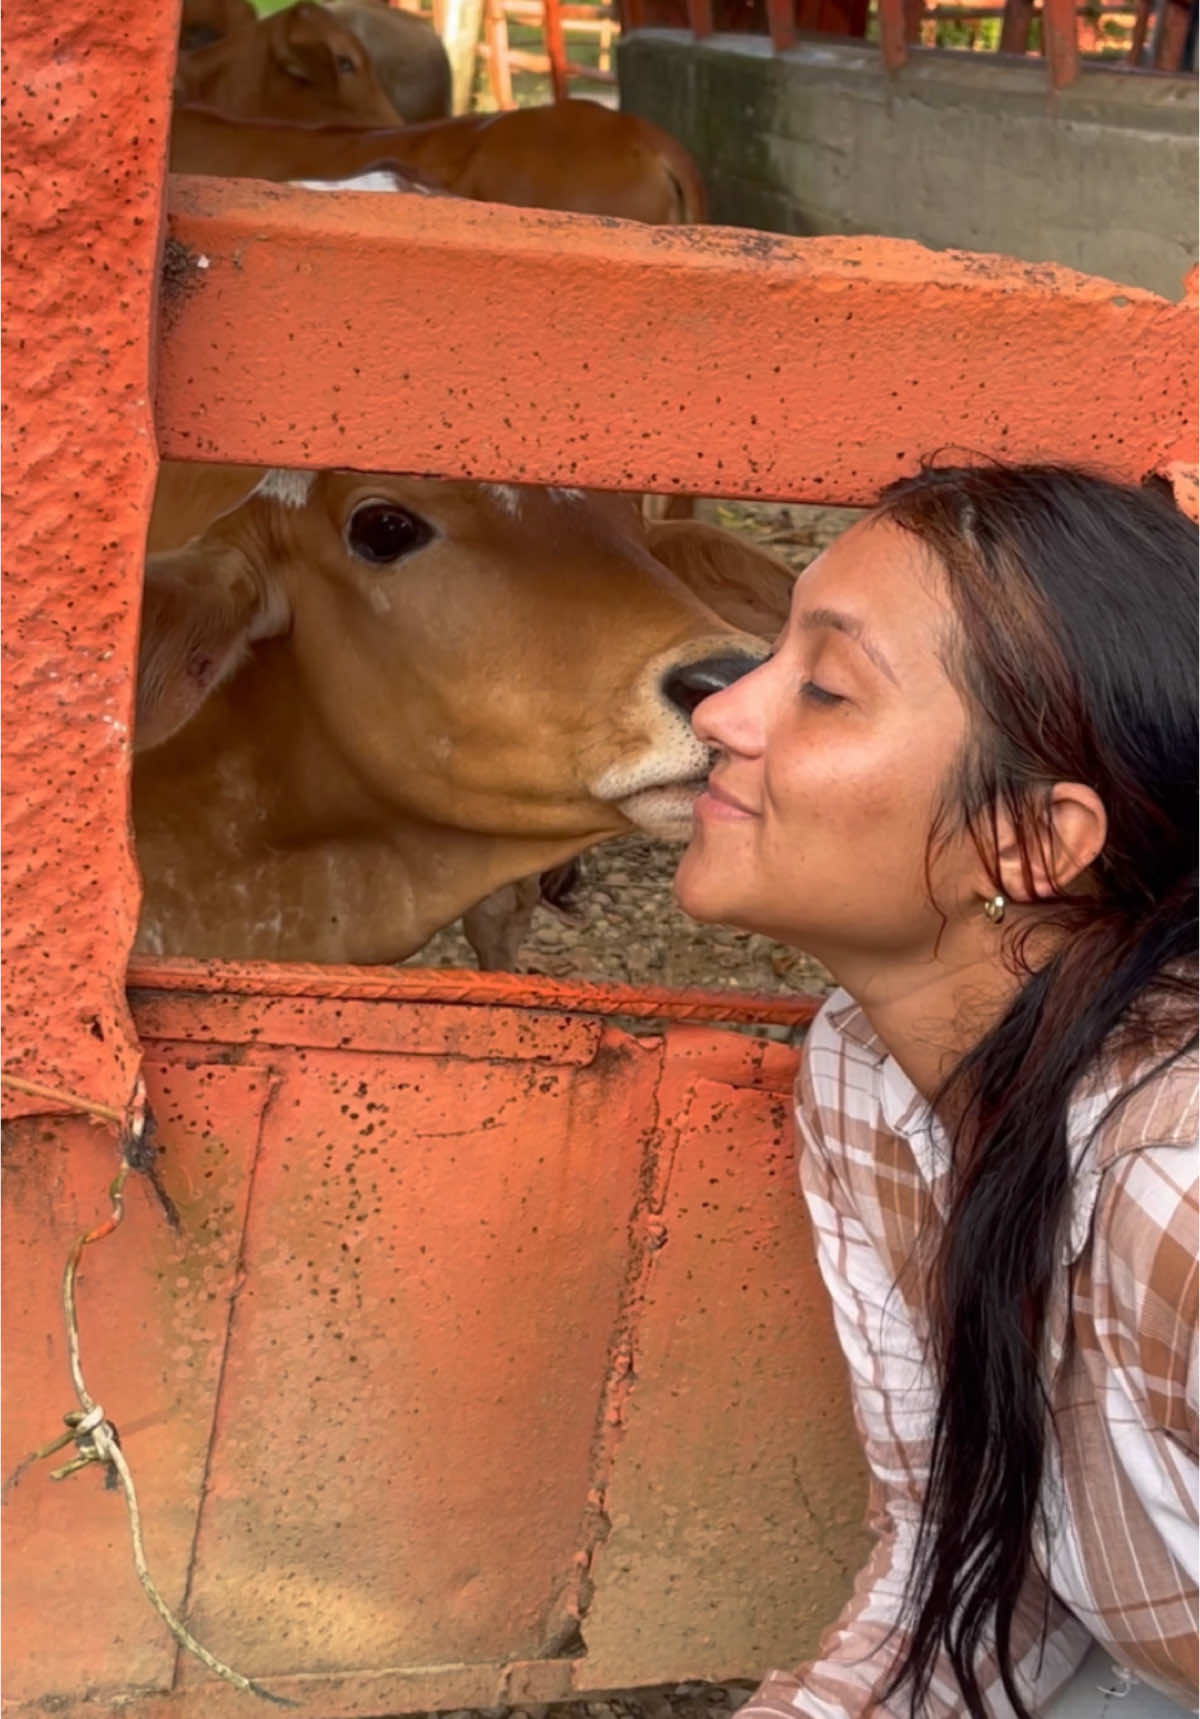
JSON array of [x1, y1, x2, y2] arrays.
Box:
[[4, 972, 865, 1715], [2, 0, 178, 1121], [2, 0, 1196, 1706]]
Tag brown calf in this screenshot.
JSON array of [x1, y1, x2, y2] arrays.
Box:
[[175, 2, 403, 128], [171, 98, 707, 223], [135, 465, 769, 964], [325, 0, 452, 122], [180, 0, 255, 51], [460, 518, 797, 968]]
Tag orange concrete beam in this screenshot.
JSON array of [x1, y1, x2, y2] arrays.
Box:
[[125, 954, 822, 1027], [159, 179, 1197, 506]]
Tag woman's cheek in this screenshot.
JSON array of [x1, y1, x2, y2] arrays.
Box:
[[766, 736, 881, 830]]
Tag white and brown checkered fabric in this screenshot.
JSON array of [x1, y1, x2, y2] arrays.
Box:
[[739, 991, 1198, 1718]]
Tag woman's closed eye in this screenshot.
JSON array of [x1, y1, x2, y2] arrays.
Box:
[[800, 679, 846, 707]]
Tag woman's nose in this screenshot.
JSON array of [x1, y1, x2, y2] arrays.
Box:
[[690, 655, 771, 755]]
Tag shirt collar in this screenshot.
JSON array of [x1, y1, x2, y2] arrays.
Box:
[[827, 991, 1129, 1263]]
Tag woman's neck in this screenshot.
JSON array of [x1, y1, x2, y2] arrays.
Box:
[[828, 928, 1027, 1103]]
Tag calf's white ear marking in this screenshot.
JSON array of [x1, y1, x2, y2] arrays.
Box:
[[254, 468, 316, 508], [485, 483, 523, 517]]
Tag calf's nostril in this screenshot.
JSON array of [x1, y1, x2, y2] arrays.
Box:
[[661, 651, 763, 719]]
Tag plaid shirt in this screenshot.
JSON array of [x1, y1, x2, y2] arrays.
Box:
[[741, 989, 1198, 1719]]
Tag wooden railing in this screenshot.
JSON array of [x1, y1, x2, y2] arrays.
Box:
[[622, 0, 1194, 81]]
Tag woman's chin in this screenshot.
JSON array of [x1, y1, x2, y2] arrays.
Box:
[[673, 842, 791, 944], [673, 842, 737, 924]]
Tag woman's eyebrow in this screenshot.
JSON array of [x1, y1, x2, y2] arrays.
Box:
[[798, 606, 899, 686]]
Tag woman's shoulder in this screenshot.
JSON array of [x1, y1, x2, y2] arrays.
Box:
[[1084, 1056, 1198, 1443], [1085, 1046, 1198, 1327], [1091, 1040, 1199, 1172]]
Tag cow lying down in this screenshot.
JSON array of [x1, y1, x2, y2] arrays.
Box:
[[171, 98, 707, 226], [136, 464, 795, 968]]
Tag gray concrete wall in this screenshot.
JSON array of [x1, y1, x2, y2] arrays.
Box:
[[619, 32, 1198, 297]]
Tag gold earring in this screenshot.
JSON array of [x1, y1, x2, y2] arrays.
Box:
[[982, 893, 1006, 925]]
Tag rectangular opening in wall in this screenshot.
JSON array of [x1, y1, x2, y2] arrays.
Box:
[[134, 459, 859, 1011]]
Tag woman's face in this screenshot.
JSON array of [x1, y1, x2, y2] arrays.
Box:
[[674, 517, 982, 966]]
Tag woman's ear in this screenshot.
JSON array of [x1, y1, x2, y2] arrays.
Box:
[[993, 784, 1108, 903]]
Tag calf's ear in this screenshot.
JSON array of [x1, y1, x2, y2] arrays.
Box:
[[136, 543, 288, 752], [273, 3, 354, 86], [645, 519, 797, 641]]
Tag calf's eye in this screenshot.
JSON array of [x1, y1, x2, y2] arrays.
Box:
[[336, 53, 356, 72], [347, 502, 435, 564]]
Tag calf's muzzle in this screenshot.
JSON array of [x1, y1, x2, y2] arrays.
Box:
[[661, 651, 763, 719]]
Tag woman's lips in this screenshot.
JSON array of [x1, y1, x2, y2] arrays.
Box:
[[694, 776, 758, 820]]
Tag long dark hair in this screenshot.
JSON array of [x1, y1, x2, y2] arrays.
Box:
[[871, 464, 1198, 1717]]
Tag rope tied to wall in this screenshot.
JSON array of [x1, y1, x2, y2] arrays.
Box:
[[2, 1069, 297, 1707]]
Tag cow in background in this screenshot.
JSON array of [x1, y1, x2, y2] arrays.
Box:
[[172, 98, 706, 223], [324, 0, 452, 121], [180, 0, 255, 51], [175, 2, 404, 126]]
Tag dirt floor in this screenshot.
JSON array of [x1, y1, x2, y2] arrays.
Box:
[[405, 499, 860, 999]]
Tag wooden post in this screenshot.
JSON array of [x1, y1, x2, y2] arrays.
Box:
[[1128, 0, 1153, 58], [765, 0, 796, 50], [686, 0, 714, 35], [543, 0, 570, 98], [483, 0, 515, 105], [1042, 0, 1079, 82], [878, 0, 908, 65], [1000, 0, 1034, 52], [443, 0, 488, 111], [1155, 0, 1193, 65]]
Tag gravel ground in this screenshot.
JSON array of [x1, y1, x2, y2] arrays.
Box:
[[405, 501, 861, 999], [407, 829, 833, 997], [410, 1685, 760, 1719]]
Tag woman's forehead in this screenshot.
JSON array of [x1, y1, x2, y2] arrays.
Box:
[[793, 516, 951, 628]]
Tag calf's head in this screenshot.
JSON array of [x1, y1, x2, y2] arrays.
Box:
[[179, 0, 255, 51], [137, 469, 767, 845], [177, 2, 403, 126], [263, 2, 402, 124]]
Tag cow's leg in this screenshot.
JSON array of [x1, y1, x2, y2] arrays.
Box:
[[460, 860, 583, 969], [461, 874, 543, 969]]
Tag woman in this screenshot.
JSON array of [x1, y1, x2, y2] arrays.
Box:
[[675, 465, 1198, 1717]]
